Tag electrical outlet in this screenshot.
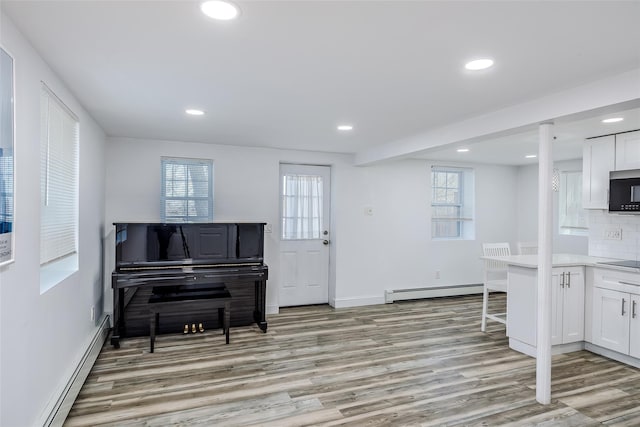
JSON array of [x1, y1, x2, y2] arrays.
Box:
[[435, 270, 441, 279], [90, 306, 95, 322], [604, 227, 622, 240]]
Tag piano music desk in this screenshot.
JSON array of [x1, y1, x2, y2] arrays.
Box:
[[148, 285, 232, 353]]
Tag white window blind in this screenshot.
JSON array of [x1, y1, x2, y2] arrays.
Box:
[[0, 151, 12, 232], [431, 166, 475, 240], [161, 157, 213, 222], [281, 174, 323, 240], [40, 84, 79, 265]]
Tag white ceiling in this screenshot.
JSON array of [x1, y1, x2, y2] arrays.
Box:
[[415, 106, 640, 165], [3, 1, 640, 164]]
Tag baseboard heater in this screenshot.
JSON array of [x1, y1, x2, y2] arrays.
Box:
[[384, 284, 483, 303], [42, 315, 111, 427]]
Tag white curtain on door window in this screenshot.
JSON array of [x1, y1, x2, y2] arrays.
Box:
[[282, 174, 323, 240]]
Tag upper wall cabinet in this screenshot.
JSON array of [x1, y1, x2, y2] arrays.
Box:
[[583, 135, 615, 209], [615, 130, 640, 171]]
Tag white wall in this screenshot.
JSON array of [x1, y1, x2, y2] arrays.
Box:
[[0, 14, 106, 427], [516, 159, 589, 255], [332, 160, 520, 305], [106, 138, 519, 310], [105, 137, 356, 313]]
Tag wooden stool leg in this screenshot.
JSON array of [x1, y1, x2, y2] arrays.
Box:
[[224, 302, 231, 344]]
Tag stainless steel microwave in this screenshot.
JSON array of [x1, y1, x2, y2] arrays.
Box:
[[609, 169, 640, 213]]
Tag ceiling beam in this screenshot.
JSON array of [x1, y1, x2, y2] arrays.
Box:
[[354, 68, 640, 166]]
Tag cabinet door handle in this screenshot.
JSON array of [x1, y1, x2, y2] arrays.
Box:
[[633, 300, 637, 319], [567, 271, 571, 288], [560, 272, 565, 288], [622, 298, 626, 316]]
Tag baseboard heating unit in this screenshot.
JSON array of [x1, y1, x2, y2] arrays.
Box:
[[42, 315, 110, 427], [384, 284, 483, 303]]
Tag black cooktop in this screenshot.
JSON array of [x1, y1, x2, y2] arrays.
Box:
[[598, 260, 640, 269]]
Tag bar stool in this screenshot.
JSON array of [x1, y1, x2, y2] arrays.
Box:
[[481, 242, 511, 332]]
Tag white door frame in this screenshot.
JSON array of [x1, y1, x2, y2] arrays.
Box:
[[278, 163, 331, 307]]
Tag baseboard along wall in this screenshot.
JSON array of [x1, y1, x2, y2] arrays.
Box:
[[41, 315, 111, 427], [385, 284, 483, 303]]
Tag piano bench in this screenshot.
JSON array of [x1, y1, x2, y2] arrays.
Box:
[[148, 286, 232, 353]]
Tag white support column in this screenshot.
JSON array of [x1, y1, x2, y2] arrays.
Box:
[[536, 122, 554, 404]]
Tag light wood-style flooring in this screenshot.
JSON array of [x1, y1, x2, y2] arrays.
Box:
[[64, 295, 640, 426]]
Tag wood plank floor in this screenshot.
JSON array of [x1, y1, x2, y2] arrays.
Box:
[[64, 295, 640, 426]]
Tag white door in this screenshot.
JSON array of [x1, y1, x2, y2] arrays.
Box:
[[582, 135, 615, 209], [550, 269, 563, 346], [279, 164, 331, 306], [592, 287, 630, 354], [561, 268, 585, 344]]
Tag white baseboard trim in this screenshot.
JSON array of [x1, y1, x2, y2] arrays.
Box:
[[332, 295, 386, 308], [508, 338, 585, 358], [585, 343, 640, 369], [509, 340, 640, 369], [42, 315, 110, 427], [384, 284, 483, 303]]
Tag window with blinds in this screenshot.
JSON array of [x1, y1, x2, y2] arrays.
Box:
[[40, 84, 79, 266], [161, 157, 213, 222], [431, 166, 475, 240]]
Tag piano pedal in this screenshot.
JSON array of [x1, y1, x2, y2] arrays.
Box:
[[191, 323, 197, 334], [183, 324, 189, 334], [198, 323, 205, 333]]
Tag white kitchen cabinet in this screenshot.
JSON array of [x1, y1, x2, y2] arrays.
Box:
[[592, 287, 630, 354], [551, 267, 585, 345], [582, 135, 615, 209], [591, 268, 640, 358], [615, 130, 640, 171], [507, 265, 584, 353]]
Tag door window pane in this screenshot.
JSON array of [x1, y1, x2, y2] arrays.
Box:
[[281, 174, 323, 240]]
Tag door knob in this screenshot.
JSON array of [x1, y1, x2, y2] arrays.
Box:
[[323, 239, 330, 245]]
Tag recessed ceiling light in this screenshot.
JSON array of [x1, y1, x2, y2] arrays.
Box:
[[337, 125, 353, 131], [525, 154, 537, 159], [201, 0, 239, 20], [185, 109, 205, 116], [457, 148, 470, 153], [465, 59, 494, 71], [602, 117, 623, 123]]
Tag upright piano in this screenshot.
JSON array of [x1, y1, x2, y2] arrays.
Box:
[[111, 222, 268, 348]]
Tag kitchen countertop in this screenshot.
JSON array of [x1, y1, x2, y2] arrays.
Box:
[[481, 253, 640, 274]]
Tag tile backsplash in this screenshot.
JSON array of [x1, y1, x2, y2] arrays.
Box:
[[588, 210, 640, 260]]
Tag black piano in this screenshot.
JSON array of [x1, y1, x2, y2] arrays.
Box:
[[111, 222, 268, 348]]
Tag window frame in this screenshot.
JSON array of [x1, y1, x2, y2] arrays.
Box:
[[431, 166, 475, 240], [280, 173, 324, 240], [160, 157, 214, 223], [558, 169, 588, 236], [39, 83, 79, 293]]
